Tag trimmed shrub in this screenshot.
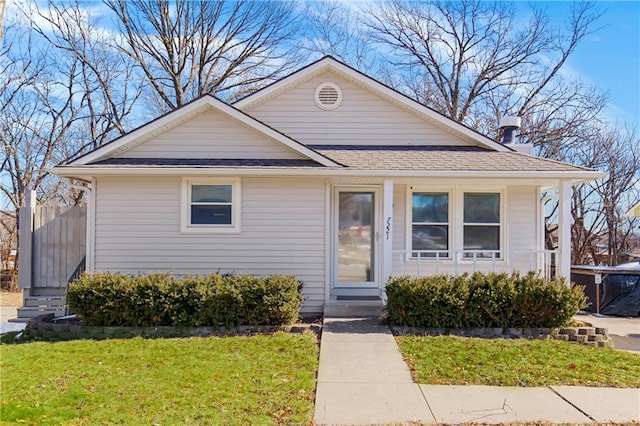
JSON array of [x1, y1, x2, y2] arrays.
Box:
[[67, 272, 303, 327], [386, 272, 586, 328]]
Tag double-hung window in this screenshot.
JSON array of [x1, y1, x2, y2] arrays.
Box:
[[411, 192, 449, 258], [181, 178, 241, 233], [463, 192, 501, 258]]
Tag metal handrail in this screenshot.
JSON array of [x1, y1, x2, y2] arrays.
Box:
[[64, 256, 86, 316]]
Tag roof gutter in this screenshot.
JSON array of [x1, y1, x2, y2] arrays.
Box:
[[51, 166, 606, 183]]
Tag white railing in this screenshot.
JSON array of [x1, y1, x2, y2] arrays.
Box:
[[392, 249, 558, 280]]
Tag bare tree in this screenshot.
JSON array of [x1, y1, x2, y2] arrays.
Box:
[[0, 20, 63, 210], [32, 1, 144, 152], [1, 1, 143, 209], [301, 1, 378, 71], [568, 124, 640, 265], [361, 0, 606, 142], [105, 0, 300, 111]]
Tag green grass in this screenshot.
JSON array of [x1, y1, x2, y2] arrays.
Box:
[[0, 333, 318, 425], [397, 336, 640, 387]]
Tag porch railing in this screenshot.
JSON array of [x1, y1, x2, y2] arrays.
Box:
[[391, 249, 558, 280]]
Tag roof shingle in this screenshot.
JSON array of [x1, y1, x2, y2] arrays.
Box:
[[91, 158, 324, 167], [310, 145, 594, 172]]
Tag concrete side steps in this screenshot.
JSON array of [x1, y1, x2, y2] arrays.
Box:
[[17, 296, 67, 319], [17, 306, 66, 318], [24, 296, 65, 307], [324, 302, 385, 318]]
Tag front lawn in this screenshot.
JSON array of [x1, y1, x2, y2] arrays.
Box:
[[1, 333, 318, 425], [397, 336, 640, 387]]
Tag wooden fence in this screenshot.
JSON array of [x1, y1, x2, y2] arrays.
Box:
[[18, 191, 86, 292]]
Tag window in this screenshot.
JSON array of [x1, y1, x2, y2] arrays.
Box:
[[463, 193, 500, 258], [181, 178, 241, 233], [411, 192, 449, 258]]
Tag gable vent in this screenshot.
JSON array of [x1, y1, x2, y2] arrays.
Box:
[[314, 82, 342, 110]]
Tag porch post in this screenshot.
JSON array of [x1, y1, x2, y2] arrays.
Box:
[[382, 180, 394, 296], [558, 180, 572, 285]]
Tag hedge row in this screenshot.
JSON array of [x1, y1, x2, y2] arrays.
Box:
[[385, 272, 586, 328], [67, 273, 303, 327]]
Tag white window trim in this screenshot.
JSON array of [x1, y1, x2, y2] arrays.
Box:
[[406, 186, 453, 260], [180, 177, 241, 234], [405, 185, 507, 262], [457, 187, 506, 262]]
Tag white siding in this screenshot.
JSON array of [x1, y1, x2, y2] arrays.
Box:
[[245, 71, 471, 147], [94, 176, 326, 313], [115, 110, 306, 160], [391, 183, 540, 276], [506, 185, 539, 272]]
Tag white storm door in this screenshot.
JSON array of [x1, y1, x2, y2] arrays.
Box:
[[334, 187, 380, 289]]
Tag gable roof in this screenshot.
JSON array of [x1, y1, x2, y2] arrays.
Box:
[[65, 95, 342, 168], [234, 56, 511, 153]]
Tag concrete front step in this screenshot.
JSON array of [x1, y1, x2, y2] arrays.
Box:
[[17, 307, 66, 319], [324, 303, 385, 318], [24, 296, 66, 308]]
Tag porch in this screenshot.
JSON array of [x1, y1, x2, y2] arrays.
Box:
[[326, 179, 573, 306]]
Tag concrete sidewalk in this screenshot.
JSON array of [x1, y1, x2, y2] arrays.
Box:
[[0, 306, 25, 333], [314, 316, 640, 425]]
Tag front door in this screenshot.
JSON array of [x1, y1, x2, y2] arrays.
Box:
[[333, 187, 380, 290]]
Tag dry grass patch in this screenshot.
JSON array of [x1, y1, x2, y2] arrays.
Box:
[[0, 290, 22, 306]]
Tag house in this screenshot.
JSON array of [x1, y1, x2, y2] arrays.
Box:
[[52, 57, 604, 314], [626, 201, 640, 218]]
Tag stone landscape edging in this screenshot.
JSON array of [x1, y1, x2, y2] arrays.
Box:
[[19, 315, 613, 349], [19, 314, 321, 342], [389, 325, 614, 348]]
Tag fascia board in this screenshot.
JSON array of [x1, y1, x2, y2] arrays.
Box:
[[51, 166, 605, 182]]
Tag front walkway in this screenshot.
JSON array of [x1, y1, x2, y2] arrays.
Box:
[[313, 316, 640, 425], [314, 317, 433, 424]]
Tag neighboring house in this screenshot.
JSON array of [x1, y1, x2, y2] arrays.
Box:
[[626, 201, 640, 218], [52, 57, 603, 314]]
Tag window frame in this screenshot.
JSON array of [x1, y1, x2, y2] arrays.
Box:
[[460, 190, 504, 261], [406, 187, 453, 260], [180, 177, 241, 234], [406, 186, 506, 262]]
